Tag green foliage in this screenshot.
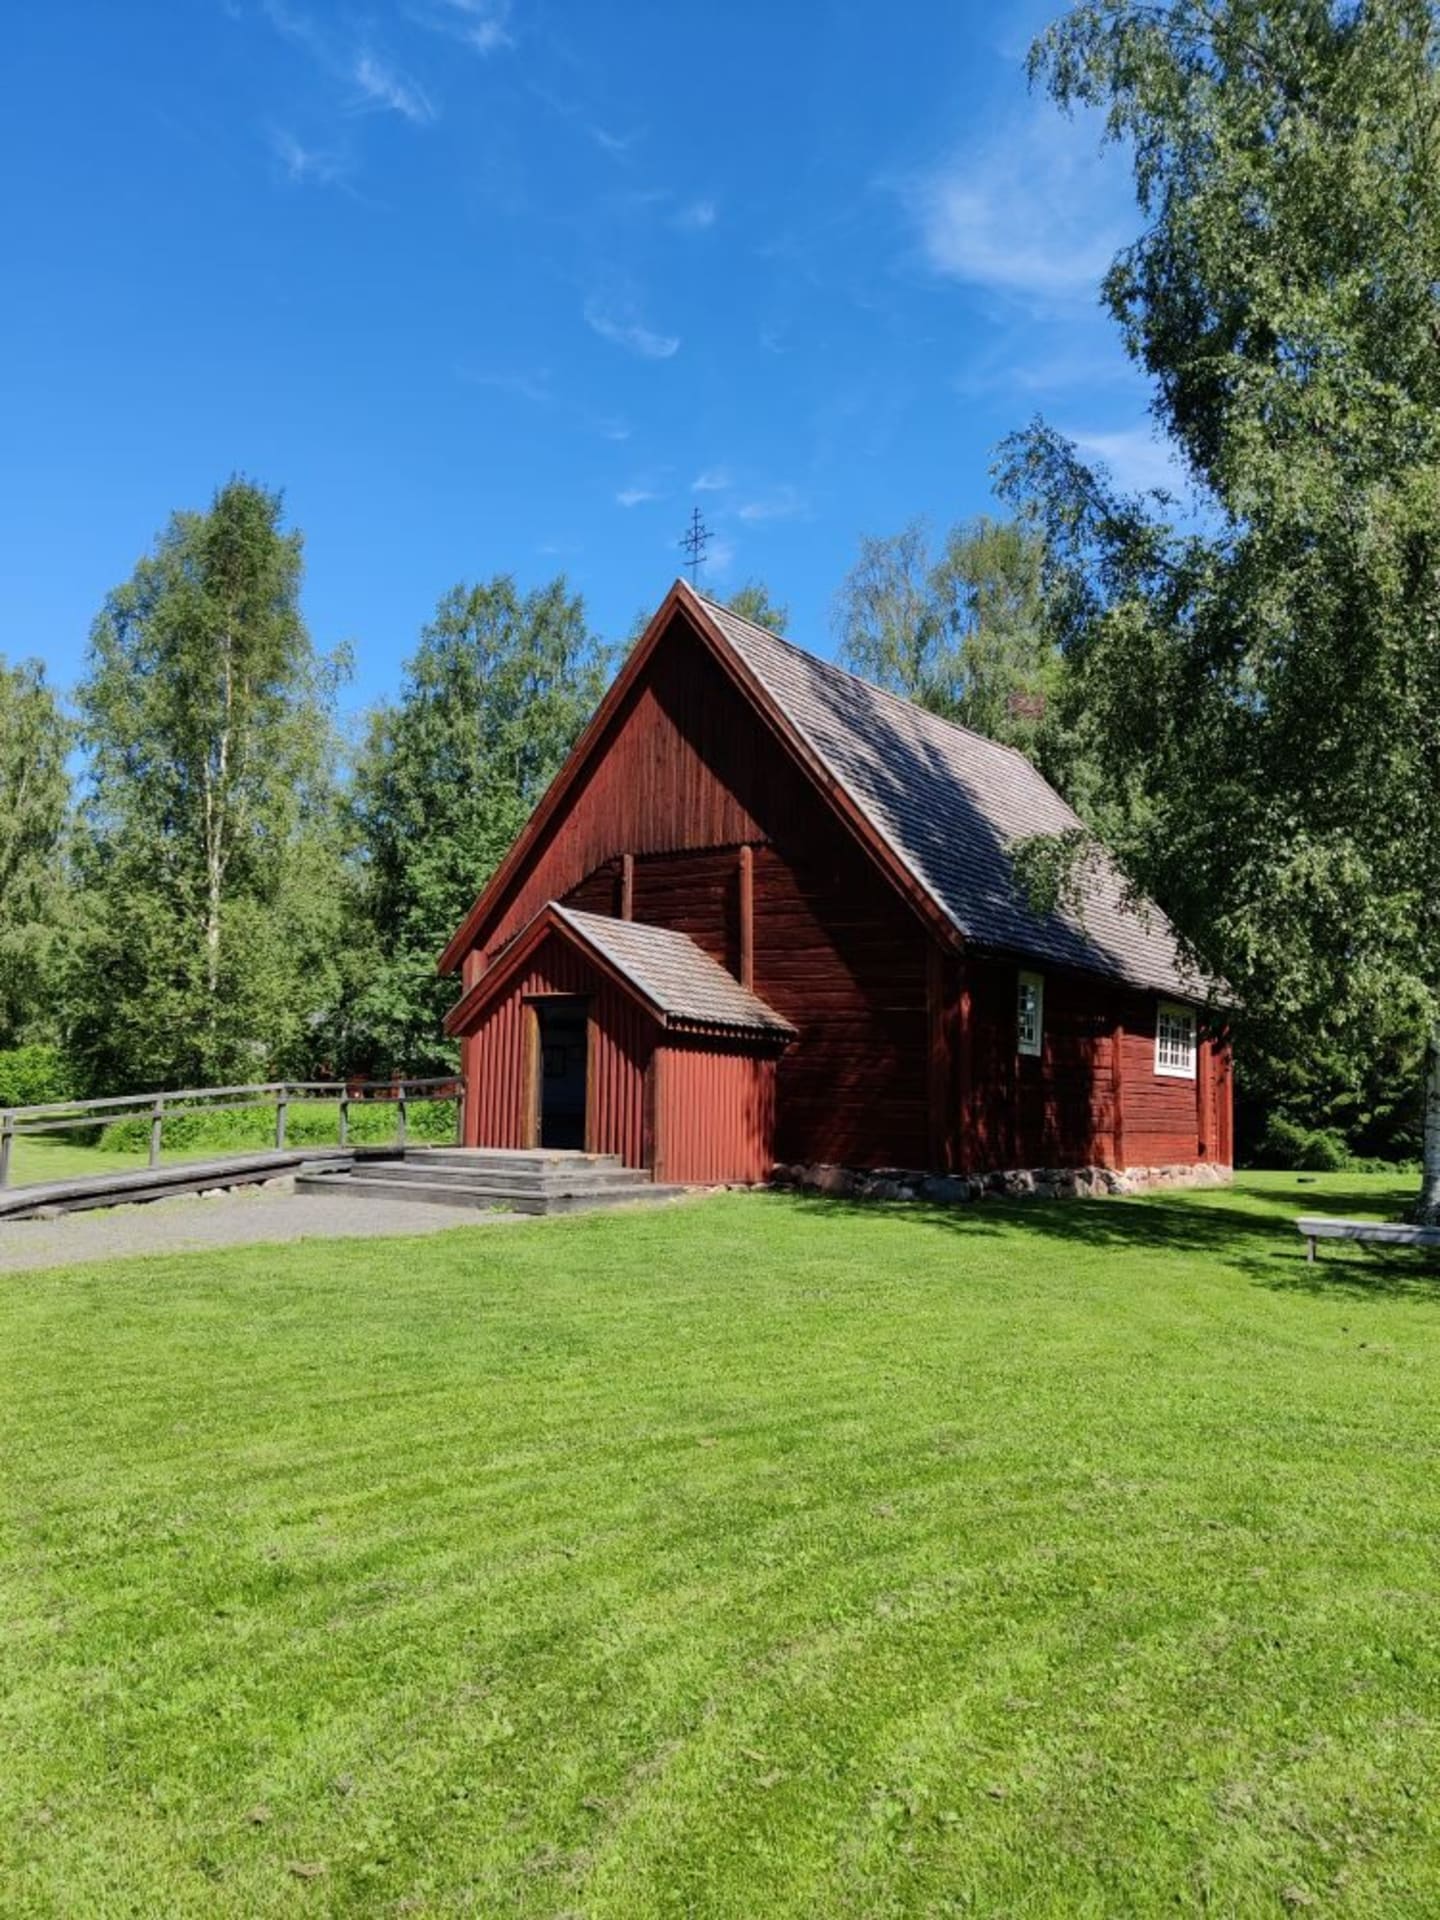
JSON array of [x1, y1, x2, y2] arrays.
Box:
[[1250, 1115, 1349, 1173], [4, 1179, 1438, 1914], [724, 579, 789, 633], [833, 515, 1061, 758], [348, 576, 610, 1072], [0, 1043, 73, 1109], [95, 1096, 456, 1154], [67, 479, 353, 1093], [0, 657, 72, 1048], [1000, 0, 1440, 1196]]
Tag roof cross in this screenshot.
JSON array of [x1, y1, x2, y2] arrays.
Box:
[[679, 505, 711, 585]]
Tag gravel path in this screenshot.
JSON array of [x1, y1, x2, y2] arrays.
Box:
[[0, 1184, 525, 1275]]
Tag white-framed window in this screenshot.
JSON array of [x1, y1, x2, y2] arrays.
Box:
[[1156, 1001, 1197, 1078], [1017, 970, 1044, 1057]]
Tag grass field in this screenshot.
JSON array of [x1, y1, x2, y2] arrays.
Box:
[[3, 1173, 1438, 1916]]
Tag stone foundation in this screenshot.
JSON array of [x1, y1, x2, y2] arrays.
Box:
[[770, 1160, 1232, 1204]]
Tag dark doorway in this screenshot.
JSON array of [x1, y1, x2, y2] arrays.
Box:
[[534, 998, 589, 1150]]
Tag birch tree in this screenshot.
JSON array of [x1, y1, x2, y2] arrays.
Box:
[[834, 516, 1060, 758], [72, 479, 348, 1090], [1001, 0, 1440, 1212], [0, 657, 72, 1046]]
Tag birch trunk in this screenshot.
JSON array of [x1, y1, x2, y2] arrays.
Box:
[[203, 623, 235, 1003], [1417, 1023, 1440, 1224]]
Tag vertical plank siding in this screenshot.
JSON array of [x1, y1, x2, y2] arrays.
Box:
[[653, 1043, 776, 1185], [463, 933, 654, 1166], [483, 623, 779, 963]]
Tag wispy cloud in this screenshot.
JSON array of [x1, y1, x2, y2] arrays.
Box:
[[268, 128, 351, 188], [671, 197, 717, 232], [737, 484, 805, 524], [703, 534, 737, 580], [260, 4, 440, 130], [353, 51, 436, 123], [423, 0, 514, 54], [693, 467, 730, 492], [583, 295, 679, 360], [903, 106, 1128, 302], [1069, 424, 1185, 496], [261, 0, 323, 54], [591, 413, 632, 442], [616, 486, 659, 508], [592, 125, 643, 158]]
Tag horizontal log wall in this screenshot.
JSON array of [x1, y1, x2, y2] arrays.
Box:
[[753, 842, 929, 1169], [565, 847, 739, 973], [963, 954, 1232, 1173]]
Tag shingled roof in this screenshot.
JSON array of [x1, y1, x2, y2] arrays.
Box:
[[552, 905, 796, 1038], [695, 590, 1204, 1001]]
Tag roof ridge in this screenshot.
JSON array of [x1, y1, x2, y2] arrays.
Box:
[[693, 586, 1045, 777]]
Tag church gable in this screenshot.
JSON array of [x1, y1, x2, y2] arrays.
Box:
[[454, 604, 923, 974]]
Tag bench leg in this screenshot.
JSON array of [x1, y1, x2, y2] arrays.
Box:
[[1307, 1236, 1317, 1264]]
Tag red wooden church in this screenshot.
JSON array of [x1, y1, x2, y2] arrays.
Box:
[[440, 581, 1232, 1188]]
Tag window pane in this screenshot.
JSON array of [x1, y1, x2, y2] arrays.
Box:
[[1017, 973, 1043, 1056]]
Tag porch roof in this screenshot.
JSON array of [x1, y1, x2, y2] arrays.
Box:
[[443, 901, 795, 1042], [551, 906, 796, 1038]]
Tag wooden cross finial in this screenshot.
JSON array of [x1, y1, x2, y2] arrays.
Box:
[[680, 505, 711, 585]]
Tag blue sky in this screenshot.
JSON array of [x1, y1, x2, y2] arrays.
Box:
[[2, 0, 1170, 722]]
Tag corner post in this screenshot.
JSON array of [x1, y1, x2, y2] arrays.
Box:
[[397, 1085, 408, 1151], [338, 1090, 350, 1147], [927, 943, 960, 1175], [620, 853, 635, 922], [149, 1097, 164, 1169], [276, 1087, 289, 1150], [1111, 1012, 1127, 1170], [957, 965, 974, 1174], [738, 843, 755, 989], [0, 1114, 12, 1190]]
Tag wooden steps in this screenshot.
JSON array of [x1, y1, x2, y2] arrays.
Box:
[[295, 1148, 689, 1217]]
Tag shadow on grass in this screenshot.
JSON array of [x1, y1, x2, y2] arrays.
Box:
[[780, 1178, 1440, 1303]]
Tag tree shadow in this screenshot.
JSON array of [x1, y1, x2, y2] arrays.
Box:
[[781, 1178, 1440, 1303]]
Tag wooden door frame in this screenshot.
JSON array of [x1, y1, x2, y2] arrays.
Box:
[[523, 994, 591, 1152]]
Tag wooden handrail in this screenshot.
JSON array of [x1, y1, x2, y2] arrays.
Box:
[[0, 1077, 463, 1188]]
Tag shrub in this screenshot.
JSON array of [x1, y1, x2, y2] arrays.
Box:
[[98, 1097, 458, 1155], [1252, 1115, 1350, 1172], [0, 1044, 74, 1109]]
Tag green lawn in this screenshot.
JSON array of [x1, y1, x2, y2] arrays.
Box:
[[3, 1174, 1437, 1916]]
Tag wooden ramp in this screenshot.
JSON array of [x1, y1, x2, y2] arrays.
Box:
[[0, 1149, 357, 1221]]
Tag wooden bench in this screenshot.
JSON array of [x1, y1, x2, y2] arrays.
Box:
[[1296, 1216, 1440, 1262]]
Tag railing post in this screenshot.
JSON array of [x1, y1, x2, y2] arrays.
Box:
[[338, 1091, 349, 1148], [455, 1078, 465, 1146], [0, 1113, 13, 1190], [149, 1097, 164, 1169], [276, 1086, 289, 1150], [396, 1084, 408, 1152]]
